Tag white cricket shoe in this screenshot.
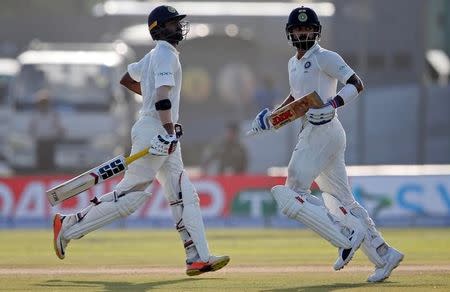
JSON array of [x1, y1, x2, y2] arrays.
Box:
[[333, 228, 365, 271], [52, 213, 75, 260], [367, 247, 404, 282]]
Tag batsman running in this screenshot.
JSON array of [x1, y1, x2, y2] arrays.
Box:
[[52, 5, 230, 276], [249, 6, 403, 282]]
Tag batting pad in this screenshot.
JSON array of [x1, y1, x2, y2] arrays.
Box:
[[63, 190, 150, 240], [322, 192, 386, 267], [178, 172, 210, 262], [271, 185, 352, 248]]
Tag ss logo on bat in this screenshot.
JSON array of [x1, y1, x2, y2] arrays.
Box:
[[98, 159, 125, 180]]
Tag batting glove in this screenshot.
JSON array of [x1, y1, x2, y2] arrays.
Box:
[[247, 108, 273, 136], [306, 101, 336, 125], [150, 133, 178, 156]]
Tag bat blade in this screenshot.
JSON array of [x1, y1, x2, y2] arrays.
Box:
[[269, 91, 324, 129], [46, 155, 128, 206], [46, 171, 99, 206]]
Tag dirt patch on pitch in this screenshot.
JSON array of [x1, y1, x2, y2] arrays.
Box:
[[1, 265, 450, 275]]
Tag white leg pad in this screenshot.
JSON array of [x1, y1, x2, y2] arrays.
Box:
[[361, 237, 386, 267], [271, 186, 352, 248], [347, 201, 387, 267], [63, 190, 151, 240], [177, 172, 210, 262], [169, 206, 199, 262], [322, 192, 387, 267]]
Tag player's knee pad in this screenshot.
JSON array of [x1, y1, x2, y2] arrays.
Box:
[[179, 173, 200, 206], [346, 201, 384, 242], [347, 202, 374, 225], [271, 185, 352, 248], [164, 171, 199, 226], [62, 190, 151, 240]]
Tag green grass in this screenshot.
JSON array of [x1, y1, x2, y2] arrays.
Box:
[[0, 228, 449, 291]]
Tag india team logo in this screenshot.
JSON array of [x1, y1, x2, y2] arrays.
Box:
[[298, 12, 308, 22], [167, 6, 177, 13]]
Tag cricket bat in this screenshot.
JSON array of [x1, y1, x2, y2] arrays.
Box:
[[269, 91, 324, 129], [46, 148, 149, 206], [46, 124, 183, 206]]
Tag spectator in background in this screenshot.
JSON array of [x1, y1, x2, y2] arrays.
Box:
[[16, 65, 47, 103], [252, 75, 279, 110], [29, 89, 64, 173], [202, 122, 248, 175]]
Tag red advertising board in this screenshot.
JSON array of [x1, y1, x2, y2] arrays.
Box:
[[2, 174, 449, 227], [0, 175, 286, 220]]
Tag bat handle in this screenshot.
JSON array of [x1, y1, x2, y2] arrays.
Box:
[[125, 148, 150, 165]]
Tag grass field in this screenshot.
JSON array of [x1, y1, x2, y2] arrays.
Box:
[[0, 228, 449, 291]]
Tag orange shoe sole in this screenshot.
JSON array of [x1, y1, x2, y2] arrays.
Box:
[[53, 214, 64, 260], [186, 256, 230, 276]]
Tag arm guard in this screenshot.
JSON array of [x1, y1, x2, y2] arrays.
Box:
[[336, 83, 358, 105]]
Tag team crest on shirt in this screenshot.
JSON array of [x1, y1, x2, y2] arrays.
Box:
[[304, 61, 311, 69]]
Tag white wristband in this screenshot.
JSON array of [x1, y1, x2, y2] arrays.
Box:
[[337, 83, 359, 105]]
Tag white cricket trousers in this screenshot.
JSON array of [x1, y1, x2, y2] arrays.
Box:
[[286, 118, 355, 206]]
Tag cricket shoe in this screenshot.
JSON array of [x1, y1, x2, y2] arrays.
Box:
[[333, 228, 365, 271], [53, 213, 75, 260], [186, 255, 230, 276], [367, 247, 404, 282]]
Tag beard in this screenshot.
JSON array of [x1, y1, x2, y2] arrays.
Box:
[[292, 33, 317, 51], [172, 29, 183, 41]]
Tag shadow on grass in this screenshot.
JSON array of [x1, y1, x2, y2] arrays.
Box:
[[36, 278, 211, 291], [261, 281, 444, 292]]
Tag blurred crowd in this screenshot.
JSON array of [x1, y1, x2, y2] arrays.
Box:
[[0, 52, 285, 176], [1, 0, 449, 176]]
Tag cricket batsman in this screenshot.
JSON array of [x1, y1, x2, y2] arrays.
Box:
[[52, 5, 230, 276], [249, 6, 403, 282]]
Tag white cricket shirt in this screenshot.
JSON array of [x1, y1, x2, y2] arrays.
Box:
[[288, 43, 354, 104], [127, 40, 182, 122]]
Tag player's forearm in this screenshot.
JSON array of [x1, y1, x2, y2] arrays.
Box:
[[120, 72, 142, 95], [155, 86, 175, 135], [274, 94, 295, 111], [159, 111, 174, 134]]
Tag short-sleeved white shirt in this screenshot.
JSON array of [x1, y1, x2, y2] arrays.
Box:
[[288, 43, 354, 104], [127, 40, 182, 122]]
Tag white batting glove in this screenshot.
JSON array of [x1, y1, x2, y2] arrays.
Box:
[[306, 102, 336, 125], [247, 108, 273, 136], [149, 134, 178, 156]]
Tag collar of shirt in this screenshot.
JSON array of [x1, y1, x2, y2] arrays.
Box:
[[299, 42, 321, 60], [156, 40, 179, 55]]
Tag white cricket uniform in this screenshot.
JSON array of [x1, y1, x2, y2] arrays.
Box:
[[286, 43, 355, 205], [115, 40, 184, 194], [59, 41, 212, 263], [118, 40, 211, 262], [286, 43, 389, 268]]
